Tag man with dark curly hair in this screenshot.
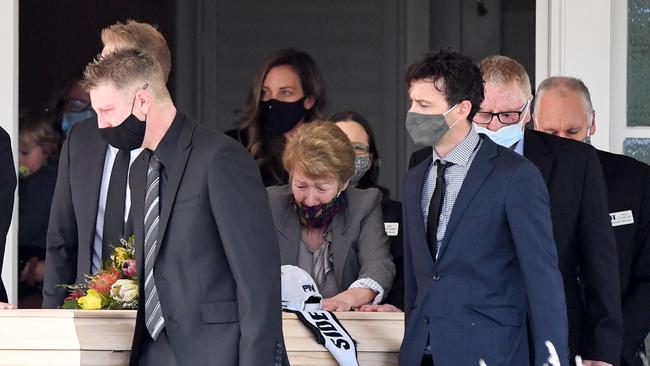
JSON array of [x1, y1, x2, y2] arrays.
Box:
[[400, 50, 568, 365]]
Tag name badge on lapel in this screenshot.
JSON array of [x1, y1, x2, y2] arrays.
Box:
[[609, 210, 634, 227], [384, 222, 399, 237]]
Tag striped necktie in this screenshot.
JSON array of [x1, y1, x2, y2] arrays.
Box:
[[144, 153, 165, 340]]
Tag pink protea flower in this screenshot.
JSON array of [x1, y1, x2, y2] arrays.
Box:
[[122, 259, 137, 278]]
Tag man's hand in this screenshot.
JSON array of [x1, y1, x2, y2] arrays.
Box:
[[357, 304, 402, 312], [21, 257, 46, 286], [0, 302, 15, 309]]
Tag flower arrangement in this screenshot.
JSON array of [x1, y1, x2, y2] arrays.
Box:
[[60, 236, 138, 310]]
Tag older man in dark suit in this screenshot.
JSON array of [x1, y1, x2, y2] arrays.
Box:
[[472, 56, 621, 366], [0, 126, 16, 308], [533, 76, 650, 366], [82, 48, 285, 366]]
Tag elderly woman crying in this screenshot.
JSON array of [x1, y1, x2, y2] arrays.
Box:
[[267, 121, 395, 311]]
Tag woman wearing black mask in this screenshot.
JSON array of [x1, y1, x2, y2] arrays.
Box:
[[227, 48, 326, 186]]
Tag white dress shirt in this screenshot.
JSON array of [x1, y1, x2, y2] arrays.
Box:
[[91, 146, 143, 273]]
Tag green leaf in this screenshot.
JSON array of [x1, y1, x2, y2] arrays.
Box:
[[61, 299, 82, 309]]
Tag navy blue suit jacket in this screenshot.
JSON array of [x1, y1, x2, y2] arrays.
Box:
[[400, 136, 568, 365]]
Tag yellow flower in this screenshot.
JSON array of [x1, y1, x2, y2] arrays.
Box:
[[78, 289, 105, 310], [111, 247, 130, 267], [110, 279, 139, 302]]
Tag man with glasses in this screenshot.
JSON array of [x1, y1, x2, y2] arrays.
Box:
[[476, 56, 621, 366], [52, 79, 95, 135]]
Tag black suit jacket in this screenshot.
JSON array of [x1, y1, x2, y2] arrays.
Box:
[[523, 130, 622, 363], [42, 118, 109, 308], [128, 113, 285, 366], [0, 127, 16, 303], [597, 150, 650, 366], [409, 130, 623, 363]]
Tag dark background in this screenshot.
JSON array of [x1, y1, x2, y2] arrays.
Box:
[[19, 0, 535, 197], [19, 0, 175, 114]]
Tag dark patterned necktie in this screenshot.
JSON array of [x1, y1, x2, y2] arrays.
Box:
[[426, 160, 453, 261], [144, 153, 164, 340]]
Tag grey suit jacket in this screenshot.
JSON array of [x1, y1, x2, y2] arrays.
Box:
[[128, 113, 285, 366], [267, 185, 395, 296]]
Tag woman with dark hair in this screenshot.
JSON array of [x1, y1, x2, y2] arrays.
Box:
[[227, 48, 326, 186], [329, 111, 404, 311]]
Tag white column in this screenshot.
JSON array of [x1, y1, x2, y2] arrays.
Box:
[[0, 0, 18, 305], [536, 0, 613, 151]]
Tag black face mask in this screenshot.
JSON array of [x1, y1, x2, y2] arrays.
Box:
[[260, 98, 306, 135], [99, 85, 147, 150]]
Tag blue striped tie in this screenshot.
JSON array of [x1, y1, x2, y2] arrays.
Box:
[[144, 153, 164, 340]]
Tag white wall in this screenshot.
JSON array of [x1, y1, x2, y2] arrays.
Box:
[[611, 0, 650, 155], [0, 0, 18, 305], [536, 0, 613, 151]]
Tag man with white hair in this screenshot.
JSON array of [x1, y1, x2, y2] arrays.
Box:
[[534, 76, 650, 366]]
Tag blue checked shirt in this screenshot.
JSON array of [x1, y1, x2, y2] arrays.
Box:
[[421, 127, 481, 259]]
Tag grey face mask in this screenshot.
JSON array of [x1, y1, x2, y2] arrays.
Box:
[[350, 155, 371, 185], [405, 105, 458, 146]]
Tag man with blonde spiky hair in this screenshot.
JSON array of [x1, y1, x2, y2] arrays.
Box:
[[82, 47, 284, 366], [100, 19, 172, 82], [43, 20, 172, 308]]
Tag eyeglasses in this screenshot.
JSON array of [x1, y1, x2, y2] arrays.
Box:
[[63, 98, 92, 113], [473, 100, 530, 125], [352, 143, 370, 156]]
